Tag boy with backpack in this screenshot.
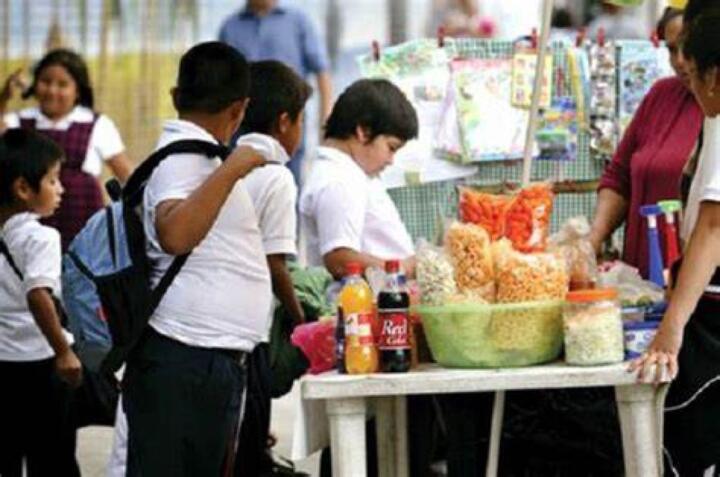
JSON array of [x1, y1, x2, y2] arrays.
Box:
[[122, 42, 271, 475], [0, 128, 81, 476], [234, 60, 312, 476]]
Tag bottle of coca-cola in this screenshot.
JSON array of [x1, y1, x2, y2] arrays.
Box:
[[378, 260, 411, 373]]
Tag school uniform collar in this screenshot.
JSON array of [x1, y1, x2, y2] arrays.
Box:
[[21, 105, 94, 130], [239, 3, 286, 18], [1, 212, 39, 236], [234, 133, 290, 166], [317, 146, 369, 183], [161, 119, 223, 145]]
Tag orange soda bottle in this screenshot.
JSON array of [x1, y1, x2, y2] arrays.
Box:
[[339, 262, 379, 374]]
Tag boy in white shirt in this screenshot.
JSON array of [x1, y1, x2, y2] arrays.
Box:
[[0, 128, 82, 475], [122, 42, 270, 476], [299, 78, 419, 280], [234, 60, 311, 476]]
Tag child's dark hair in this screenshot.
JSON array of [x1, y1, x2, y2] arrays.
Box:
[[23, 49, 94, 109], [684, 0, 720, 23], [656, 7, 683, 40], [174, 42, 250, 114], [324, 79, 418, 142], [0, 129, 63, 205], [682, 9, 720, 77], [241, 60, 312, 135]]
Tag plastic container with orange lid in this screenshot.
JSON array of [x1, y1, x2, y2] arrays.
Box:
[[563, 288, 624, 365]]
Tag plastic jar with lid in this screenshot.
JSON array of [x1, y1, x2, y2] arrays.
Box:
[[564, 288, 624, 365]]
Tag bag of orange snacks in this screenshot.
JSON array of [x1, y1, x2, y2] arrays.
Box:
[[458, 188, 511, 241], [504, 183, 554, 253], [459, 183, 554, 253]]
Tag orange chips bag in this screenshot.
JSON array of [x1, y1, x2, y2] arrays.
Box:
[[504, 183, 554, 253], [458, 188, 511, 241]]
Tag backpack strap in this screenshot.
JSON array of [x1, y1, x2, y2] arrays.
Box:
[[123, 139, 231, 208], [0, 239, 23, 281], [121, 139, 230, 308]]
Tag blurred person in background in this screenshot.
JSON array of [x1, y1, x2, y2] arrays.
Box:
[[586, 1, 648, 40], [589, 7, 703, 277], [0, 49, 132, 251], [219, 0, 333, 187]]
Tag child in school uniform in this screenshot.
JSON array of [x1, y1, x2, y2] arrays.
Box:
[[121, 42, 270, 476], [234, 60, 312, 476], [107, 58, 312, 477], [0, 49, 132, 251], [0, 128, 82, 476]]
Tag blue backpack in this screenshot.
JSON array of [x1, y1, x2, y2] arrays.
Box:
[[62, 140, 229, 372]]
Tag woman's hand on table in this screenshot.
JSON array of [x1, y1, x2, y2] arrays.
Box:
[[628, 318, 683, 385]]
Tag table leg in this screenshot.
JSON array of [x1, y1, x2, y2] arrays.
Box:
[[615, 385, 662, 477], [486, 390, 505, 477], [394, 396, 409, 477], [375, 397, 395, 477], [326, 398, 368, 477], [374, 396, 409, 477]]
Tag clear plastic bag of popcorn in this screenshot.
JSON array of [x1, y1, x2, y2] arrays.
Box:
[[493, 238, 568, 303], [417, 240, 457, 306], [444, 222, 496, 302]]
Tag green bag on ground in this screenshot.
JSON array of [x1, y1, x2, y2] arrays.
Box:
[[269, 264, 334, 398]]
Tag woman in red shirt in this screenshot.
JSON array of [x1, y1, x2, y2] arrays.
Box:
[[589, 8, 703, 278]]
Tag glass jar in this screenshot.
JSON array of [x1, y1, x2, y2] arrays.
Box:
[[564, 289, 624, 366]]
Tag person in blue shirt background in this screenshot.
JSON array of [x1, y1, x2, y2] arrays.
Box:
[[219, 0, 333, 187]]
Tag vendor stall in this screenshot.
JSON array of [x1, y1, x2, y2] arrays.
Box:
[[290, 1, 679, 475]]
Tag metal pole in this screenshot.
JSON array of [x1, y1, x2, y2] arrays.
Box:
[[521, 0, 555, 186]]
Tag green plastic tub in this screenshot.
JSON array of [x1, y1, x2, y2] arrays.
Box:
[[415, 301, 564, 368]]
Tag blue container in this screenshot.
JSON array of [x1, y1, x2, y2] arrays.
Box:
[[623, 321, 659, 359]]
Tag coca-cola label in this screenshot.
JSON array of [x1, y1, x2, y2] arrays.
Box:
[[346, 312, 374, 346], [378, 309, 410, 350]]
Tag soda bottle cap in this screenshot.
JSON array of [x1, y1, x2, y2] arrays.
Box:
[[345, 262, 363, 276], [385, 260, 401, 273]]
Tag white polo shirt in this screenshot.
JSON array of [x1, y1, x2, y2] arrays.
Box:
[[683, 117, 720, 242], [299, 146, 414, 267], [0, 213, 62, 361], [143, 119, 272, 351], [4, 106, 125, 177], [236, 133, 298, 256]]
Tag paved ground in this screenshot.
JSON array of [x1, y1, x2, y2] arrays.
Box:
[[77, 384, 320, 476]]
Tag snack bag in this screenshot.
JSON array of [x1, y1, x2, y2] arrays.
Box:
[[458, 187, 511, 240], [504, 183, 554, 253], [290, 320, 337, 374], [493, 239, 568, 303], [417, 240, 458, 306], [445, 222, 496, 302], [548, 216, 598, 290]]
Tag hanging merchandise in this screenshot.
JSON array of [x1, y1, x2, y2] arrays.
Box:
[[535, 97, 578, 162], [588, 36, 618, 160], [449, 58, 529, 162], [357, 39, 478, 188], [617, 41, 672, 137], [511, 51, 554, 109], [566, 46, 591, 130]]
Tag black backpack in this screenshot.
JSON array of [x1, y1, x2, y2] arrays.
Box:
[[62, 140, 229, 373]]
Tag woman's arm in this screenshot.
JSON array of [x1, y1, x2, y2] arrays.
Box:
[[588, 188, 629, 255], [106, 152, 133, 184], [631, 201, 720, 383]]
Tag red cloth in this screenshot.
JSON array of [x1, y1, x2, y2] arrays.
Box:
[[599, 77, 703, 278]]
